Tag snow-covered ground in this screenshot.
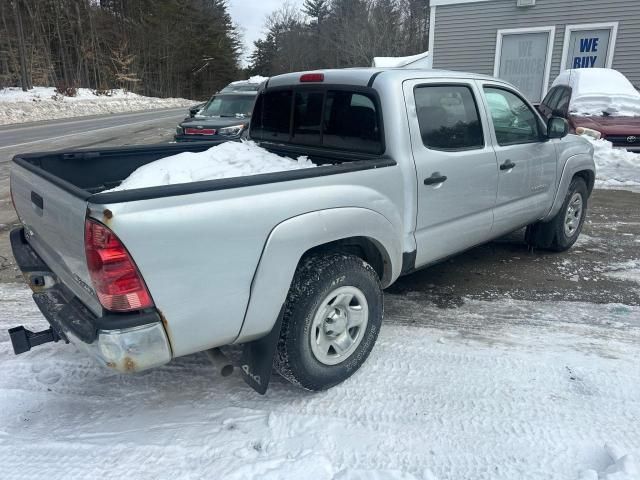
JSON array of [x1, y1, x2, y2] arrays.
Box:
[[108, 141, 315, 191], [1, 283, 639, 480], [0, 87, 194, 125], [605, 260, 640, 284], [581, 135, 640, 190]]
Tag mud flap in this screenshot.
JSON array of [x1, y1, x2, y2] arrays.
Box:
[[525, 223, 555, 249], [239, 305, 285, 395]]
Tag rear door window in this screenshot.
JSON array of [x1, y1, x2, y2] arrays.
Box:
[[414, 85, 484, 150]]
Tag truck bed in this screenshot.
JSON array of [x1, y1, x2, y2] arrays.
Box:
[[13, 140, 393, 203], [10, 139, 400, 355]]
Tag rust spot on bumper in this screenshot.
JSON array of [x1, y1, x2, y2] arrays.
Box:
[[123, 357, 136, 372], [102, 209, 113, 225], [157, 309, 173, 347]]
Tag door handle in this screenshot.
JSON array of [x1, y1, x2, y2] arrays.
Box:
[[500, 160, 516, 171], [424, 172, 448, 185]]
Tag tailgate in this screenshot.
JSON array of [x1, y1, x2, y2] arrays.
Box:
[[11, 163, 102, 315]]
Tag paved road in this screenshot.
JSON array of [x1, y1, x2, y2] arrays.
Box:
[[0, 107, 187, 225], [0, 107, 187, 154]]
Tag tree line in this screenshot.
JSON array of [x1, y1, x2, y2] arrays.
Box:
[[248, 0, 430, 76], [1, 0, 431, 100], [1, 0, 241, 99]]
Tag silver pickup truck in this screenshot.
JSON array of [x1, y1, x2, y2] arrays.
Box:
[[9, 69, 595, 393]]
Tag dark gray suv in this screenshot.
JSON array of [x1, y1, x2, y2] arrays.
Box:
[[175, 79, 265, 142]]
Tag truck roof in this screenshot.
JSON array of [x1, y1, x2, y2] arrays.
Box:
[[267, 68, 504, 89]]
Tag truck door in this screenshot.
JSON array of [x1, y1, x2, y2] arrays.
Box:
[[403, 80, 499, 267], [479, 84, 557, 237]]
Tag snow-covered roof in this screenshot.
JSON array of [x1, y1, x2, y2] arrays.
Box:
[[372, 51, 431, 68], [552, 68, 640, 117], [229, 75, 268, 85]]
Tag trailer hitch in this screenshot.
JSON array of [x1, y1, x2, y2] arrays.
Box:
[[8, 326, 63, 355]]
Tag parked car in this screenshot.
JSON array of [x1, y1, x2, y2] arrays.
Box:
[[182, 76, 267, 124], [539, 68, 640, 152], [175, 91, 256, 142], [9, 69, 595, 394], [174, 77, 266, 142]]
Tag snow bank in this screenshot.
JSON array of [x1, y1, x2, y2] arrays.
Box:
[[552, 69, 640, 117], [579, 444, 639, 480], [0, 86, 194, 125], [108, 140, 315, 192], [581, 135, 640, 189]]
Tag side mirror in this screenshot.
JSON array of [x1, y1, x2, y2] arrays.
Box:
[[547, 117, 569, 139]]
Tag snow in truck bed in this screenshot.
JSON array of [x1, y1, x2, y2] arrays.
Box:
[[107, 141, 316, 192]]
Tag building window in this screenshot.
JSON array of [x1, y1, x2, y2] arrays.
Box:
[[494, 26, 555, 103], [560, 22, 618, 72]]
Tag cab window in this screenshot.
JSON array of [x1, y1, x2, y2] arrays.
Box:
[[251, 88, 383, 154], [323, 91, 381, 154], [483, 87, 543, 145], [251, 90, 292, 140]]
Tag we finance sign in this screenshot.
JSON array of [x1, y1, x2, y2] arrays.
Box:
[[497, 30, 552, 102]]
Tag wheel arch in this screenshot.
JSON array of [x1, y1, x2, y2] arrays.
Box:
[[235, 208, 403, 343], [304, 236, 390, 285], [542, 153, 595, 222]]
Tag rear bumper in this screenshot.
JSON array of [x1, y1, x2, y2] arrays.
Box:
[[10, 227, 172, 372]]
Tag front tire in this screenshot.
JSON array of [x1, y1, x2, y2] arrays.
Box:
[[275, 253, 383, 391], [526, 176, 588, 252]]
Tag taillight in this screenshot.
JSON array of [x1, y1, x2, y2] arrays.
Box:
[[84, 218, 153, 312], [300, 73, 324, 83]]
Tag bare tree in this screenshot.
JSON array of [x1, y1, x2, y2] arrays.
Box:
[[10, 0, 31, 90]]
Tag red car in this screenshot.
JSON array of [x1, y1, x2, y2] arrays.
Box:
[[538, 68, 640, 152]]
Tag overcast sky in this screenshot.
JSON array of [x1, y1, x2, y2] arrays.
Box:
[[228, 0, 304, 66]]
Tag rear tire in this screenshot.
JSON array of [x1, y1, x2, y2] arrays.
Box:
[[275, 253, 383, 391], [526, 176, 588, 252]]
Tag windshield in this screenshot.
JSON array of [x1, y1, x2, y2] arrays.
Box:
[[199, 95, 255, 117]]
